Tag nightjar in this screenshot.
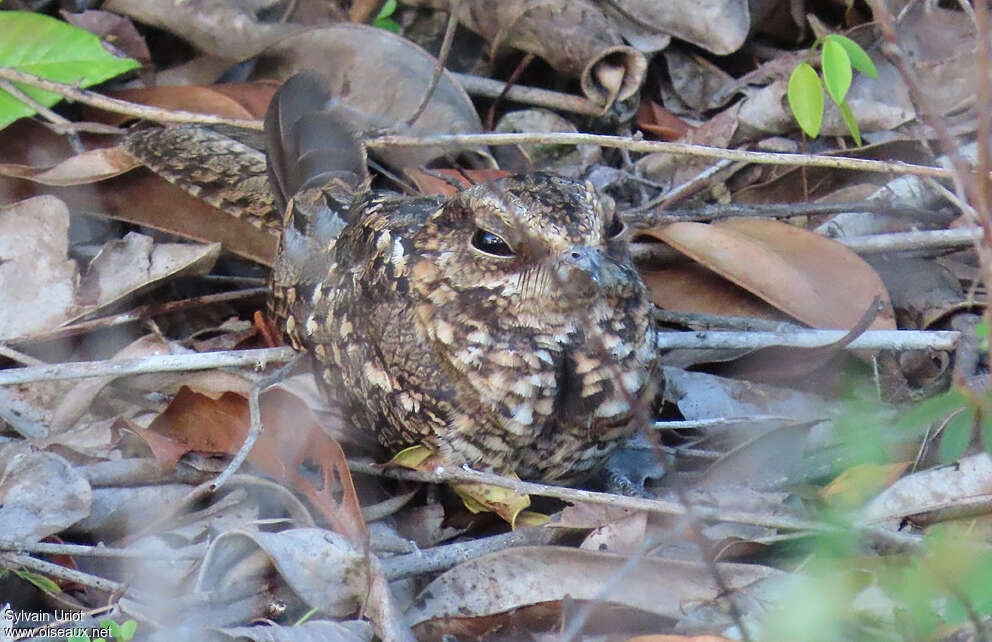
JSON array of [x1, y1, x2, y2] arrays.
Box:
[[264, 72, 659, 484]]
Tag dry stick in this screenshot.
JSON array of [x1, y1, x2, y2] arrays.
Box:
[[0, 347, 296, 385], [631, 228, 983, 264], [347, 460, 831, 532], [0, 540, 205, 560], [380, 527, 556, 580], [369, 131, 959, 178], [654, 308, 807, 332], [0, 330, 957, 387], [624, 199, 951, 225], [0, 68, 966, 180], [406, 0, 460, 128], [0, 67, 263, 130], [654, 329, 959, 351], [211, 352, 307, 491], [838, 227, 983, 254], [451, 71, 604, 116], [1, 552, 142, 598]]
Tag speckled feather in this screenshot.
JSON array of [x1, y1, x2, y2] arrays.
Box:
[[267, 72, 660, 483]]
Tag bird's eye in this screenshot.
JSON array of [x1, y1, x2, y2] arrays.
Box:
[[605, 214, 624, 239], [471, 228, 514, 257]]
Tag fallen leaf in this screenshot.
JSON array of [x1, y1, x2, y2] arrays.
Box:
[[641, 218, 895, 331]]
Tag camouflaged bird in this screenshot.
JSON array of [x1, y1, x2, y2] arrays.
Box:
[[126, 71, 659, 484], [262, 72, 658, 483]]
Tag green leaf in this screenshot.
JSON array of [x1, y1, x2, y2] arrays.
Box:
[[0, 12, 140, 130], [14, 568, 61, 593], [373, 0, 400, 31], [940, 408, 973, 464], [116, 620, 138, 641], [787, 63, 824, 138], [837, 100, 863, 146], [821, 38, 853, 105], [376, 0, 397, 19], [825, 34, 878, 79]]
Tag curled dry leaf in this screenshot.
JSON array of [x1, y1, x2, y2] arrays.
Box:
[[0, 196, 78, 341], [408, 545, 780, 634], [493, 109, 600, 176], [408, 0, 646, 105], [0, 146, 141, 186], [145, 386, 368, 546], [639, 219, 895, 331], [859, 451, 992, 530], [73, 232, 221, 320], [0, 450, 92, 543], [606, 0, 749, 55], [252, 24, 485, 169], [198, 528, 367, 618], [104, 0, 304, 61]]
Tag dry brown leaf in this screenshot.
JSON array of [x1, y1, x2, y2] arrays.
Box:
[[637, 100, 694, 141], [89, 82, 279, 125], [641, 264, 789, 321], [405, 168, 511, 196], [408, 546, 780, 634], [145, 386, 368, 546], [0, 196, 78, 341], [0, 146, 141, 186], [641, 219, 895, 331], [50, 171, 277, 265]]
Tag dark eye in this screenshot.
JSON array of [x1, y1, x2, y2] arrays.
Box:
[[471, 228, 514, 256], [605, 214, 624, 239]]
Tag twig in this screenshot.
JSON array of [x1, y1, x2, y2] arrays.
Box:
[[653, 308, 807, 332], [0, 343, 47, 366], [837, 227, 983, 254], [1, 552, 143, 599], [368, 131, 960, 178], [631, 228, 982, 264], [347, 460, 831, 531], [654, 329, 959, 351], [211, 352, 307, 491], [380, 527, 556, 580], [406, 0, 460, 128], [0, 540, 205, 560], [0, 347, 297, 385], [624, 200, 953, 226], [451, 71, 603, 116], [0, 67, 263, 130]]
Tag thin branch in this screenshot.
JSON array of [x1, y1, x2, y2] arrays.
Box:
[[0, 347, 297, 385], [406, 0, 460, 128], [0, 540, 205, 560], [837, 227, 983, 254], [0, 67, 263, 130], [368, 131, 959, 178], [654, 329, 959, 351], [451, 71, 603, 116], [380, 527, 556, 580], [347, 460, 832, 531]]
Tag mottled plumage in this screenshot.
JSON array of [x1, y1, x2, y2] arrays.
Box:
[[266, 72, 659, 483]]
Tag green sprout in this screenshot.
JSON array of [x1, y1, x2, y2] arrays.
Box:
[[373, 0, 399, 32], [787, 34, 878, 146]]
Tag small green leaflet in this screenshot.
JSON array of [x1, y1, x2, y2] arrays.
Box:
[[0, 12, 140, 130], [824, 34, 878, 79], [373, 0, 400, 32], [787, 62, 823, 138], [821, 38, 852, 105]]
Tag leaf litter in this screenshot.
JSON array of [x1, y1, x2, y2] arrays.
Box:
[[0, 0, 989, 640]]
